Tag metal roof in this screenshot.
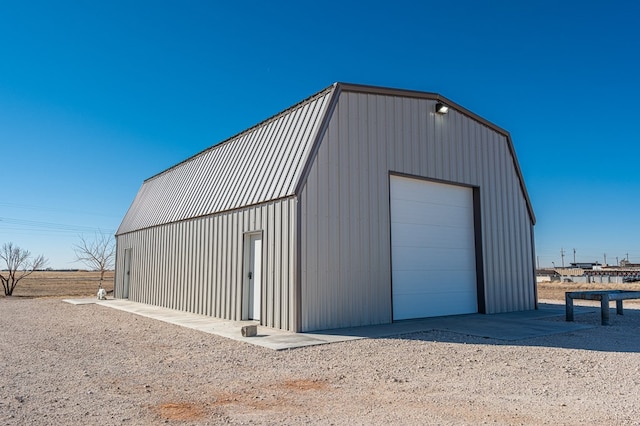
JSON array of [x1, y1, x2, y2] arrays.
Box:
[[117, 85, 335, 235], [117, 82, 535, 236]]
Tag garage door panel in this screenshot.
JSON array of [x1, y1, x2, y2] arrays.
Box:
[[391, 175, 478, 320], [391, 223, 474, 249], [391, 199, 472, 226], [393, 288, 477, 306], [393, 269, 477, 293], [391, 178, 470, 207], [391, 246, 475, 271], [393, 291, 477, 320]]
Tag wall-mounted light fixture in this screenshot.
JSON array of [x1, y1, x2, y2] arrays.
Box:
[[435, 102, 449, 114]]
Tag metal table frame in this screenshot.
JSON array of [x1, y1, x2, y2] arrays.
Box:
[[565, 290, 640, 325]]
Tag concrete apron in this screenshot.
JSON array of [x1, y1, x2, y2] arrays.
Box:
[[63, 299, 595, 351]]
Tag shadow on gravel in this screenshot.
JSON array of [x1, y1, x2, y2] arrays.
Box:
[[312, 303, 640, 354], [387, 304, 640, 353]]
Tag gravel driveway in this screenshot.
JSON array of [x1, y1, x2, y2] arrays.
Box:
[[1, 297, 639, 425]]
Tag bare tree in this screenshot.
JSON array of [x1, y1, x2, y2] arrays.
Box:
[[73, 233, 115, 289], [0, 242, 48, 296]]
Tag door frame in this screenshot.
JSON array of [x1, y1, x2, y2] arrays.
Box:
[[242, 231, 263, 321], [388, 172, 485, 320], [122, 248, 132, 299]]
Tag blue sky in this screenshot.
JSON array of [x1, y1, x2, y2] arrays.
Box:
[[1, 1, 638, 269]]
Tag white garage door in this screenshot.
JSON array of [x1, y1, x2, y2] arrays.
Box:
[[390, 175, 478, 320]]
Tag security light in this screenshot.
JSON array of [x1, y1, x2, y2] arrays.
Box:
[[435, 102, 449, 114]]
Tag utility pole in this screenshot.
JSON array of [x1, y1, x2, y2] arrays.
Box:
[[536, 256, 540, 270], [573, 248, 576, 264], [626, 253, 629, 262], [616, 256, 619, 266], [561, 248, 565, 268], [604, 253, 607, 265]]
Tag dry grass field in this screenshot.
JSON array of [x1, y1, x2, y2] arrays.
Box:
[[4, 270, 640, 302], [2, 270, 114, 298], [537, 280, 640, 301]]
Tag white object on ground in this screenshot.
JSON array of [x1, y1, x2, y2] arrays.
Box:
[[97, 288, 107, 300]]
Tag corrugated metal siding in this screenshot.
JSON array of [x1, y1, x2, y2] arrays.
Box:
[[114, 198, 297, 331], [116, 88, 332, 235], [299, 91, 535, 331]]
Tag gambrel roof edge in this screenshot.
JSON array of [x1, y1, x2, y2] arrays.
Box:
[[116, 85, 336, 236], [296, 82, 535, 224], [145, 84, 337, 184], [117, 82, 534, 237]]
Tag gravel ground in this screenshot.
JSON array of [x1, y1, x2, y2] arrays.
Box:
[[1, 297, 639, 425]]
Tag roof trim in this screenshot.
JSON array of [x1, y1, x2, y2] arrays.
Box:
[[333, 82, 536, 224], [144, 84, 336, 184], [116, 194, 299, 237], [117, 86, 334, 235], [130, 81, 534, 228], [293, 83, 341, 196]]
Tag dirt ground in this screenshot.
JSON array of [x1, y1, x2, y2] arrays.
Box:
[[1, 273, 640, 425]]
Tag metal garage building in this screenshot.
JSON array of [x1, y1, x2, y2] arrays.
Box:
[[115, 82, 536, 332]]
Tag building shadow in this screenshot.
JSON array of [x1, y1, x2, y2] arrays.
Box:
[[384, 304, 640, 353], [309, 303, 640, 354]]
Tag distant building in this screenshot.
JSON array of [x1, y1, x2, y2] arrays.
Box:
[[537, 262, 640, 284], [535, 268, 559, 283], [569, 262, 601, 270]]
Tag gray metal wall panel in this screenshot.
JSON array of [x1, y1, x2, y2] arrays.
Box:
[[299, 91, 535, 331], [117, 89, 332, 235], [114, 198, 297, 331]]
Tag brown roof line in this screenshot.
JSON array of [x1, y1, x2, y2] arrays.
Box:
[[143, 84, 337, 183], [333, 82, 535, 224], [336, 82, 510, 134], [140, 81, 535, 224]]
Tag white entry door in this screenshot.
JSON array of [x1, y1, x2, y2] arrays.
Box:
[[248, 234, 262, 321], [122, 248, 131, 299], [390, 175, 478, 320]]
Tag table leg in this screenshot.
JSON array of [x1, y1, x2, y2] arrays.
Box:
[[565, 293, 574, 322], [616, 300, 624, 316], [601, 294, 610, 325]]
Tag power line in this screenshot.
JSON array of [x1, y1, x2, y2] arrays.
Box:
[[0, 217, 115, 235], [0, 202, 121, 219]]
